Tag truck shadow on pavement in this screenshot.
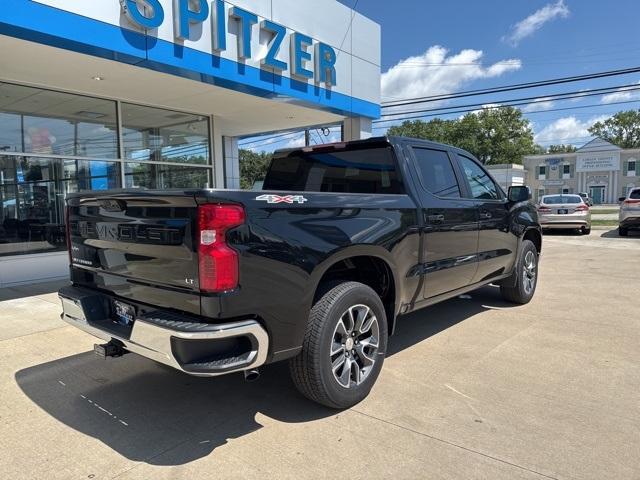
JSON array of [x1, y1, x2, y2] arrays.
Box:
[[14, 286, 513, 466], [600, 228, 640, 238]]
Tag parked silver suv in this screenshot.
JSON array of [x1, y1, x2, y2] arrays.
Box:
[[538, 194, 591, 235], [618, 188, 640, 236]]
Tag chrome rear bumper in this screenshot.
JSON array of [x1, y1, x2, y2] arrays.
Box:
[[540, 221, 589, 229], [59, 286, 269, 377]]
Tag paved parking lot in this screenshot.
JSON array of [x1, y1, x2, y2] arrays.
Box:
[[1, 229, 639, 480]]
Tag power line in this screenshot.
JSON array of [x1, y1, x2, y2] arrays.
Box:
[[238, 130, 301, 148], [336, 0, 359, 54], [242, 132, 306, 151], [373, 97, 640, 127], [239, 69, 640, 150], [381, 66, 640, 107], [379, 83, 640, 119]]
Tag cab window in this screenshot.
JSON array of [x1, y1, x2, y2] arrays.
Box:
[[412, 147, 461, 198], [458, 155, 500, 200], [263, 145, 403, 194]]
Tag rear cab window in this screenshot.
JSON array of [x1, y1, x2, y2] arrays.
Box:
[[630, 189, 640, 200], [411, 147, 461, 198], [262, 142, 403, 194]]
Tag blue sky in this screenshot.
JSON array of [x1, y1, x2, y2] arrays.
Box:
[[244, 0, 640, 151]]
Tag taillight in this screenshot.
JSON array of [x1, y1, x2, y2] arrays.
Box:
[[576, 204, 589, 211], [624, 199, 640, 206], [537, 206, 551, 213], [197, 204, 245, 292], [65, 205, 72, 265]]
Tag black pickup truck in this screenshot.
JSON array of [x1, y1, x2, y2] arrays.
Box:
[[59, 136, 541, 408]]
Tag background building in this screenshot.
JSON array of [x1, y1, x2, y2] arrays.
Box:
[[0, 0, 381, 287], [523, 138, 638, 203], [485, 164, 525, 191]]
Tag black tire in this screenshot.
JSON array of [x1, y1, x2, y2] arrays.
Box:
[[619, 226, 628, 237], [289, 281, 388, 409], [581, 226, 591, 235], [500, 240, 538, 305]]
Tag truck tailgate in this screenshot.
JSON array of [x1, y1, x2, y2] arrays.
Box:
[[67, 190, 201, 314]]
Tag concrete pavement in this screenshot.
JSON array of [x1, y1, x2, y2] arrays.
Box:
[[1, 229, 639, 479]]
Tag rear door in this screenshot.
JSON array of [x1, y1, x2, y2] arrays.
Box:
[[455, 154, 517, 284], [408, 145, 479, 299]]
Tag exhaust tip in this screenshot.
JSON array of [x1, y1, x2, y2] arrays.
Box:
[[243, 369, 260, 382]]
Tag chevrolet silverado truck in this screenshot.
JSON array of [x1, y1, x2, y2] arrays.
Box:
[[59, 136, 541, 408]]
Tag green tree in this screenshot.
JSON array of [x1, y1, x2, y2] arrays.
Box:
[[588, 110, 640, 148], [387, 118, 457, 145], [547, 144, 577, 153], [239, 149, 271, 189], [387, 107, 536, 165]]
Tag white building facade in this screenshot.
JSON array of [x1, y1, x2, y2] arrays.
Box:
[[485, 164, 525, 190], [523, 138, 639, 204], [0, 0, 381, 286]]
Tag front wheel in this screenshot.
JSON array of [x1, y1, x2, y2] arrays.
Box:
[[289, 281, 388, 409], [501, 240, 538, 304], [581, 226, 591, 235]]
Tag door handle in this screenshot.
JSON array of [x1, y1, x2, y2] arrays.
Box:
[[479, 211, 492, 220], [428, 214, 445, 224]]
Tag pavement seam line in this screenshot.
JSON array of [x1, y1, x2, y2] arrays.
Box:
[[350, 409, 562, 480]]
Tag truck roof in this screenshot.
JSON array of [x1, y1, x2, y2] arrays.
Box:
[[272, 135, 472, 158]]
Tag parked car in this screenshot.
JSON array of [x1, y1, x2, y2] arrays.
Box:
[[537, 194, 591, 235], [58, 136, 542, 409], [618, 187, 640, 236], [578, 192, 593, 206]]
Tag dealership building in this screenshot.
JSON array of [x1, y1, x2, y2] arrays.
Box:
[[0, 0, 381, 287], [523, 138, 639, 204]]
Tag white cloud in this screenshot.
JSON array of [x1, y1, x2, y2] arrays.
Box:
[[381, 46, 521, 104], [522, 97, 555, 112], [503, 0, 570, 47], [534, 115, 609, 145], [601, 82, 640, 104]]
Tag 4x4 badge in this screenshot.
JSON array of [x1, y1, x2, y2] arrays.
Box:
[[255, 194, 308, 204]]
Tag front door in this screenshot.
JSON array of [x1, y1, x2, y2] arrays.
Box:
[[589, 186, 605, 204], [456, 154, 518, 284], [408, 145, 479, 299]]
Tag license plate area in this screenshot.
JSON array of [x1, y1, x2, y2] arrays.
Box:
[[557, 209, 568, 214], [112, 300, 136, 326]]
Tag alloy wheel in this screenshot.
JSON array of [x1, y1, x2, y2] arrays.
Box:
[[330, 304, 380, 388], [522, 250, 537, 295]]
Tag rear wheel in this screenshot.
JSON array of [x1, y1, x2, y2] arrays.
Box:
[[581, 226, 591, 235], [501, 240, 538, 304], [289, 281, 388, 409], [619, 226, 628, 237]]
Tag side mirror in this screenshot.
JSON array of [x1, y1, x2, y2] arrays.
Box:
[[508, 185, 531, 203], [618, 196, 627, 202]]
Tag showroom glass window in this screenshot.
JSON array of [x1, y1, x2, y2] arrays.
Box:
[[121, 103, 209, 165], [0, 83, 213, 257], [121, 103, 211, 189], [0, 83, 120, 256]]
